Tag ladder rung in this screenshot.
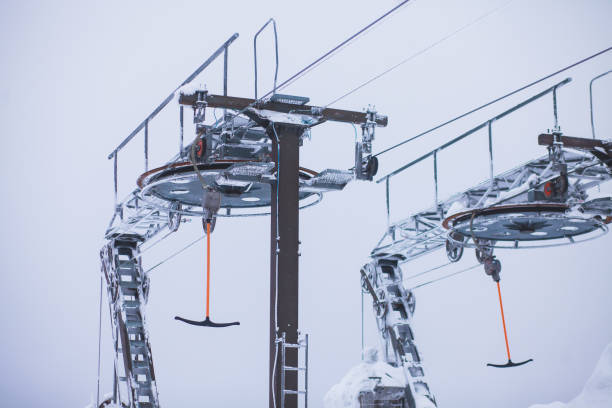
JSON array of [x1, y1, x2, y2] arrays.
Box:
[[283, 390, 306, 395], [133, 366, 151, 374], [283, 343, 304, 349], [283, 366, 306, 371], [127, 326, 145, 334], [120, 281, 140, 289]]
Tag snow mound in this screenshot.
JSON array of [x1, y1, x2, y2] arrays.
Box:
[[84, 393, 121, 408], [84, 403, 121, 408], [529, 341, 612, 408], [324, 348, 405, 408], [446, 199, 467, 217]]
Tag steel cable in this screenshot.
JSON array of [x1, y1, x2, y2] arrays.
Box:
[[408, 263, 481, 290], [267, 0, 414, 96], [404, 261, 453, 281], [373, 45, 612, 158], [215, 0, 413, 131], [324, 0, 517, 108], [144, 235, 205, 274]]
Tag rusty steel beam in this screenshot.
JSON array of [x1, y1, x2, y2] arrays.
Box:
[[538, 133, 611, 150], [178, 93, 388, 126]]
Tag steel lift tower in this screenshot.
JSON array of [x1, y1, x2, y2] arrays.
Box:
[[355, 71, 612, 407], [99, 29, 387, 408], [177, 91, 387, 408]]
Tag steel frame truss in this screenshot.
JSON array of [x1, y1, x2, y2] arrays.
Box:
[[361, 258, 437, 408], [373, 149, 612, 260], [100, 236, 159, 408]]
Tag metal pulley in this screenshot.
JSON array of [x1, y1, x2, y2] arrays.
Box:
[[474, 239, 494, 263], [355, 107, 379, 181], [168, 201, 182, 232], [201, 189, 221, 231], [445, 232, 465, 262], [483, 256, 501, 282]]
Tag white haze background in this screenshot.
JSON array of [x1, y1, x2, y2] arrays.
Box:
[[0, 0, 611, 407]]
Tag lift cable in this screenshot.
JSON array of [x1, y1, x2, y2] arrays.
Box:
[[324, 0, 517, 108], [404, 261, 453, 281], [408, 263, 480, 290], [373, 45, 612, 158], [266, 0, 414, 97], [215, 0, 413, 131], [144, 235, 205, 275]]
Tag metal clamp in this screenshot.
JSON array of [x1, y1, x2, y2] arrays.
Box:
[[355, 107, 379, 181], [193, 90, 208, 126]]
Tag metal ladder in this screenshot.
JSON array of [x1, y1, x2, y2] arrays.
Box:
[[101, 236, 160, 408], [362, 258, 436, 407], [278, 333, 309, 408]]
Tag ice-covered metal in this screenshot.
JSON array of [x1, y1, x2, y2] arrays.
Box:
[[361, 259, 437, 407], [100, 237, 159, 408]]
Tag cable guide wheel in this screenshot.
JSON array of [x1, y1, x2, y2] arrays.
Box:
[[443, 204, 605, 246]]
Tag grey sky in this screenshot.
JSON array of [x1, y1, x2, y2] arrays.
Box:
[[1, 0, 611, 407]]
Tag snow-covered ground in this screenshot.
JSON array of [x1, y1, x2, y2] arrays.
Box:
[[528, 341, 612, 408], [324, 348, 435, 408], [324, 348, 404, 408], [325, 342, 612, 408]]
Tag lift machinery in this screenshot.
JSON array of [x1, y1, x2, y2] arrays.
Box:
[[99, 30, 388, 408]]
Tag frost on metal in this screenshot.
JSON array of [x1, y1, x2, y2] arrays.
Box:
[[301, 169, 355, 192], [357, 259, 437, 407], [246, 107, 322, 126], [324, 348, 406, 408], [176, 83, 204, 103], [224, 162, 275, 179]]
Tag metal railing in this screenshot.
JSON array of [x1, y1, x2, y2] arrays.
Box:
[[377, 77, 572, 222], [589, 69, 612, 139], [107, 33, 239, 207], [254, 18, 279, 99]]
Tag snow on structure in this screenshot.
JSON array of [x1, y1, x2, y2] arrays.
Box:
[[324, 347, 435, 408], [84, 393, 121, 408], [446, 199, 467, 218], [176, 82, 204, 101], [529, 341, 612, 408]]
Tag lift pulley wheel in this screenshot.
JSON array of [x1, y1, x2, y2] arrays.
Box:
[[445, 232, 465, 262], [443, 204, 601, 242], [137, 160, 318, 209]]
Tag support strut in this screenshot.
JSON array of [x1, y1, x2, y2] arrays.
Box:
[[270, 124, 304, 408]]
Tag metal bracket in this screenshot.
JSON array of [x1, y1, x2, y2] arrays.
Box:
[[355, 107, 379, 181], [193, 90, 208, 128]]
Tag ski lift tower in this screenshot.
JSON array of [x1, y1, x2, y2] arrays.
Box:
[[177, 91, 388, 408], [356, 72, 612, 407], [100, 28, 388, 408]]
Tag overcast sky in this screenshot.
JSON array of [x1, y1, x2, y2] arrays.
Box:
[[1, 1, 611, 407]]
